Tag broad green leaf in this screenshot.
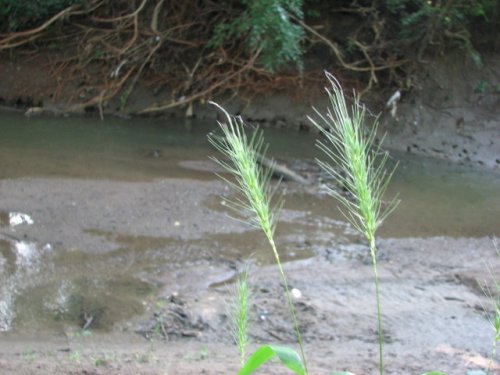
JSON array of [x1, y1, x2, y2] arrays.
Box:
[[238, 345, 305, 375]]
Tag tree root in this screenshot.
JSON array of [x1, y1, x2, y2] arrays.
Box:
[[0, 0, 456, 116]]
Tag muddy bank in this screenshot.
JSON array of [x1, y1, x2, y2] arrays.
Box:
[[0, 175, 499, 374], [380, 53, 500, 171], [0, 52, 499, 172], [0, 234, 498, 375]]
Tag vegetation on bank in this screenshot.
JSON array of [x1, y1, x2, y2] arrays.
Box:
[[0, 0, 498, 113]]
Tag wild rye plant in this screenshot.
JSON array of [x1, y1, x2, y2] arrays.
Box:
[[308, 72, 399, 375], [231, 266, 251, 366], [209, 74, 443, 375], [208, 102, 308, 375]]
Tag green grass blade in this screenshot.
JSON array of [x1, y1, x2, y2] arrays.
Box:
[[238, 345, 306, 375], [232, 267, 251, 365]]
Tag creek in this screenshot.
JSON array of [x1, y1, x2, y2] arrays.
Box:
[[0, 112, 499, 334]]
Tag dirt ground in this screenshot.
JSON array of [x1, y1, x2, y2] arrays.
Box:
[[0, 176, 499, 375]]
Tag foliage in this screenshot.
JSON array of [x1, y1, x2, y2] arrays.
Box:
[[0, 0, 83, 32], [0, 0, 497, 113], [385, 0, 497, 32], [383, 0, 498, 66], [211, 0, 305, 72], [237, 345, 305, 375]]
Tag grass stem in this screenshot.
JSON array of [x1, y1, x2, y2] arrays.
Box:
[[232, 267, 250, 366], [371, 238, 384, 375], [269, 237, 308, 374]]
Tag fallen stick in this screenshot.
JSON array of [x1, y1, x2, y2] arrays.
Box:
[[255, 153, 312, 185]]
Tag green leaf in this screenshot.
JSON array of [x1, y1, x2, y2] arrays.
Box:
[[238, 345, 305, 375]]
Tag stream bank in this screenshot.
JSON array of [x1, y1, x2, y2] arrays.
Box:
[[0, 52, 499, 172]]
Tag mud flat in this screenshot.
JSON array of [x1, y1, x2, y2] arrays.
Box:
[[0, 175, 498, 374]]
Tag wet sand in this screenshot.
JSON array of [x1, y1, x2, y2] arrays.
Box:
[[0, 176, 498, 374]]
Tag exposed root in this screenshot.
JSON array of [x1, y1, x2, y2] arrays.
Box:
[[0, 0, 462, 115]]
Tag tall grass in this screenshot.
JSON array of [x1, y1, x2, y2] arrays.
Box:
[[308, 72, 398, 375], [207, 74, 448, 375], [208, 102, 308, 374], [231, 267, 251, 366]]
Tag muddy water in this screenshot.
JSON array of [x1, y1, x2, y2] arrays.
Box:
[[0, 113, 499, 333]]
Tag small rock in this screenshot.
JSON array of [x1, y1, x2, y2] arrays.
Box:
[[291, 288, 302, 299], [259, 310, 268, 321]]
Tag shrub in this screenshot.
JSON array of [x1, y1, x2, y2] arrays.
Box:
[[210, 0, 305, 72], [0, 0, 83, 32]]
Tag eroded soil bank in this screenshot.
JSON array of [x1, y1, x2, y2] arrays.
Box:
[[0, 175, 498, 375], [0, 52, 499, 172]]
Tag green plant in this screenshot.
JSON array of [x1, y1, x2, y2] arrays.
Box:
[[145, 311, 165, 362], [0, 0, 82, 32], [210, 0, 305, 72], [384, 0, 497, 67], [21, 348, 38, 362], [91, 352, 118, 366], [238, 345, 305, 375], [209, 74, 446, 375], [199, 346, 210, 361], [69, 350, 81, 362], [474, 80, 488, 93], [208, 102, 307, 374], [72, 329, 92, 339], [308, 72, 398, 375], [231, 266, 251, 366]]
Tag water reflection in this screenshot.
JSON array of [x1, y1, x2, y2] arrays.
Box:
[[0, 237, 153, 332], [0, 240, 42, 331]]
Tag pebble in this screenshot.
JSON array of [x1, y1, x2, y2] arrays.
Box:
[[291, 288, 302, 299]]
